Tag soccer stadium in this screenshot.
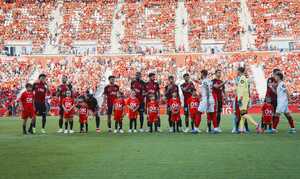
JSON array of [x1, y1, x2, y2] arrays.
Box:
[[0, 0, 300, 178]]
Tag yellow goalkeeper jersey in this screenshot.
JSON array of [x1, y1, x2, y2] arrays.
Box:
[[236, 75, 250, 101]]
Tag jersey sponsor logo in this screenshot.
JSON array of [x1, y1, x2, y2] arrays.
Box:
[[114, 103, 123, 110], [190, 102, 199, 108], [26, 97, 33, 103], [149, 106, 158, 112], [79, 108, 87, 114], [129, 103, 138, 109], [264, 109, 273, 116], [170, 103, 180, 110]]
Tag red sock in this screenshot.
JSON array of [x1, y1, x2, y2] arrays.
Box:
[[287, 116, 295, 128], [272, 116, 280, 129], [208, 112, 218, 128], [194, 113, 201, 128]]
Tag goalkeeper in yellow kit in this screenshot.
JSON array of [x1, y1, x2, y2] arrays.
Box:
[[236, 67, 260, 133]]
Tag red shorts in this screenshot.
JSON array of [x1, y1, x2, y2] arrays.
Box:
[[79, 116, 88, 124], [171, 113, 180, 122], [263, 117, 272, 124], [148, 114, 158, 123], [21, 110, 35, 120], [190, 112, 201, 121], [64, 110, 74, 119], [114, 113, 123, 121], [128, 112, 138, 120]]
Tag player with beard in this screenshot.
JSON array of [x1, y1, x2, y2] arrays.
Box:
[[131, 72, 146, 132], [85, 91, 101, 133], [56, 75, 72, 133], [32, 74, 48, 134], [145, 73, 161, 132], [180, 73, 195, 133], [265, 69, 281, 132], [103, 76, 119, 132], [165, 76, 180, 132], [212, 70, 227, 132]]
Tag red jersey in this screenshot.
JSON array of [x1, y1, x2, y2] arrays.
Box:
[[168, 98, 181, 114], [127, 97, 140, 119], [147, 100, 159, 123], [62, 97, 75, 111], [78, 103, 88, 117], [113, 98, 125, 121], [20, 91, 34, 111], [131, 80, 145, 103], [145, 80, 160, 99], [33, 81, 47, 103], [63, 97, 75, 118], [187, 96, 200, 114], [180, 82, 195, 105], [168, 98, 181, 122], [78, 103, 88, 123], [103, 84, 119, 107], [262, 103, 273, 124], [212, 79, 224, 101]]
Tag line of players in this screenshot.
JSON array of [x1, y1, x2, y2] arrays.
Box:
[[19, 67, 296, 134]]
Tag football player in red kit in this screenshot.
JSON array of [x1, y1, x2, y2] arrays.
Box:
[[187, 89, 201, 133], [113, 91, 125, 133], [168, 92, 182, 133], [127, 91, 140, 133], [78, 96, 89, 133], [56, 75, 72, 133], [180, 73, 195, 133], [265, 69, 280, 132], [33, 73, 48, 134], [145, 73, 161, 131], [260, 98, 273, 133], [19, 83, 36, 134], [103, 76, 119, 132], [165, 76, 180, 132], [212, 70, 227, 132], [62, 90, 75, 134], [131, 72, 146, 132], [147, 94, 159, 132]]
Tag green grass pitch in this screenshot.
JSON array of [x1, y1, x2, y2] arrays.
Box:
[[0, 114, 300, 179]]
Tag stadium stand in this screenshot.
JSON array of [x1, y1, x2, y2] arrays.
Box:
[[120, 0, 177, 53], [60, 0, 116, 54], [0, 0, 52, 54], [247, 0, 300, 49], [185, 0, 241, 52], [0, 1, 300, 116]]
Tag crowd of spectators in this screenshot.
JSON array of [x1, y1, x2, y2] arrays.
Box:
[[1, 1, 300, 54], [248, 0, 300, 49], [59, 0, 116, 54], [186, 0, 241, 52], [0, 0, 52, 54]]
